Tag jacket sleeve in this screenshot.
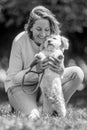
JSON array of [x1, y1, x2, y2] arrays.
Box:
[[5, 36, 38, 91]]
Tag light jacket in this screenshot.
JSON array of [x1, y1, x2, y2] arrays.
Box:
[[5, 31, 40, 92]]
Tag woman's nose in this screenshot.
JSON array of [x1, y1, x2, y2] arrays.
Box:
[[40, 31, 46, 37]]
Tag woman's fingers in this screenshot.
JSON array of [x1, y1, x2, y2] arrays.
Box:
[[36, 58, 49, 71], [49, 57, 59, 65]]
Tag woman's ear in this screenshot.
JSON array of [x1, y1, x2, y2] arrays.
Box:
[[60, 36, 69, 51]]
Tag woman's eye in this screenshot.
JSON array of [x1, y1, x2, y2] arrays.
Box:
[[45, 28, 50, 32], [36, 28, 50, 32], [36, 28, 41, 31]]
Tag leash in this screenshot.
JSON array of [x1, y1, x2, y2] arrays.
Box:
[[21, 59, 44, 95]]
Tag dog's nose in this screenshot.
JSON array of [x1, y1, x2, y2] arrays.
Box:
[[48, 40, 51, 44]]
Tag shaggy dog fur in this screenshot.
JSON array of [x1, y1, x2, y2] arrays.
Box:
[[35, 34, 69, 117]]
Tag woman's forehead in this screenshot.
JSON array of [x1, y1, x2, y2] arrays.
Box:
[[34, 19, 50, 27]]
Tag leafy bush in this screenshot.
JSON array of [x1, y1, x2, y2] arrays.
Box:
[[1, 0, 87, 33]]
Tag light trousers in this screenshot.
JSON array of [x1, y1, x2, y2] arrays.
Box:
[[7, 66, 84, 115]]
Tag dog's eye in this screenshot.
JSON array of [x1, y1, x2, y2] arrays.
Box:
[[58, 55, 64, 60], [53, 37, 56, 40]]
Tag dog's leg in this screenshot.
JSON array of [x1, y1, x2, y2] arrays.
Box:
[[52, 77, 66, 117], [42, 93, 51, 115]]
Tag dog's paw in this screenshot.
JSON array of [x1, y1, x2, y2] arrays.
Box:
[[28, 109, 40, 121]]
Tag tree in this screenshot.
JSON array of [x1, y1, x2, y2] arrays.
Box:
[[0, 0, 87, 33]]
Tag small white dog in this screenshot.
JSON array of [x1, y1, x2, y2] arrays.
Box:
[[29, 34, 69, 120], [35, 34, 69, 117]]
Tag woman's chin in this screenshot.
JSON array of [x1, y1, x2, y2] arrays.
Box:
[[35, 41, 43, 47]]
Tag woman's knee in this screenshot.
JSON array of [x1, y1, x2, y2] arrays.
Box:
[[71, 66, 84, 82], [7, 87, 38, 114]]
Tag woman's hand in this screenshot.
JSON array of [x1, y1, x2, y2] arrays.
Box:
[[48, 57, 64, 75], [36, 58, 49, 73]]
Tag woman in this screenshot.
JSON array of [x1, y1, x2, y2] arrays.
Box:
[[5, 5, 84, 118]]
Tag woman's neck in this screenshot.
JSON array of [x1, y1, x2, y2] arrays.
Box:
[[30, 39, 40, 53]]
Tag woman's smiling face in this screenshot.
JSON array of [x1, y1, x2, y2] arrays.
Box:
[[30, 19, 51, 46]]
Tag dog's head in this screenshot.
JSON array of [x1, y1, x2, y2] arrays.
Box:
[[35, 34, 68, 65], [40, 34, 69, 52]]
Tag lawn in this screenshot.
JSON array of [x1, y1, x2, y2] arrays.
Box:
[[0, 83, 87, 130], [0, 102, 87, 130]]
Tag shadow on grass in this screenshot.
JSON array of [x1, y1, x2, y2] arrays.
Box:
[[0, 87, 8, 104]]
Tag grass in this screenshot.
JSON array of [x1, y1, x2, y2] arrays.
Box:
[[0, 87, 87, 130], [0, 102, 87, 130]]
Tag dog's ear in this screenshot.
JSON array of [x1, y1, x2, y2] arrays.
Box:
[[60, 36, 69, 52]]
